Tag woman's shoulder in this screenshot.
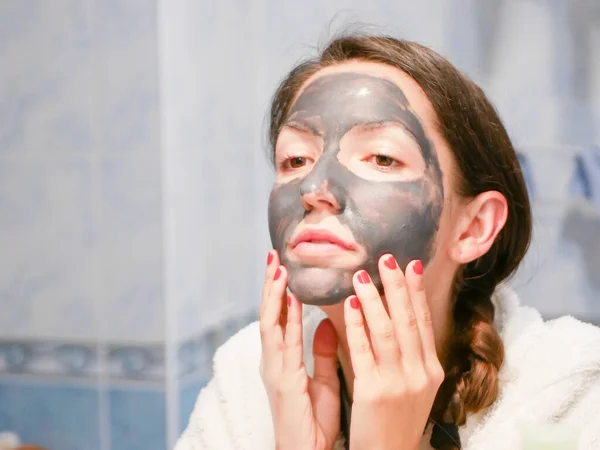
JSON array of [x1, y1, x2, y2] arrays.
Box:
[[505, 312, 600, 392], [495, 286, 600, 403], [214, 319, 262, 363], [496, 286, 600, 377], [538, 314, 600, 364], [462, 288, 600, 449]]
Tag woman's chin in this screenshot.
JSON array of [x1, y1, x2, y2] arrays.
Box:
[[287, 266, 354, 306]]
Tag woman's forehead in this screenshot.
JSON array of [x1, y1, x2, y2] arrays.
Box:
[[292, 61, 438, 127]]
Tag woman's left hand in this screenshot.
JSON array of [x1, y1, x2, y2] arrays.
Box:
[[345, 255, 445, 450]]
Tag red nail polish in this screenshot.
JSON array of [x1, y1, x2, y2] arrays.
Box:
[[358, 271, 370, 284], [274, 267, 282, 281], [350, 296, 360, 310], [413, 260, 423, 275], [287, 295, 291, 307], [384, 255, 397, 270], [267, 252, 273, 266]]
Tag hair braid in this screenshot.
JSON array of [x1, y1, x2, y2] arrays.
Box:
[[430, 263, 505, 449]]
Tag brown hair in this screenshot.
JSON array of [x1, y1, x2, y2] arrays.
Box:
[[268, 33, 532, 449]]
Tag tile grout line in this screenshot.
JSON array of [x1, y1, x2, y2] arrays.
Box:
[[157, 0, 179, 446], [85, 0, 110, 448]]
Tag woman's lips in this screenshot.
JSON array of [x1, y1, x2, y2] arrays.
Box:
[[293, 241, 351, 257], [289, 228, 357, 259]]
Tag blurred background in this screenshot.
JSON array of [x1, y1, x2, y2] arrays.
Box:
[[0, 0, 598, 449]]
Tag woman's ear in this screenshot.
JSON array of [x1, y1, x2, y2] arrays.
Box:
[[449, 191, 508, 264]]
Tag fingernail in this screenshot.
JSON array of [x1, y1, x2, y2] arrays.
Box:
[[287, 294, 291, 307], [274, 266, 282, 280], [413, 260, 423, 275], [357, 270, 370, 284], [267, 251, 273, 266], [350, 296, 360, 310], [384, 255, 397, 270]]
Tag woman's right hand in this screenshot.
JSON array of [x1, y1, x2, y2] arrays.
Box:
[[259, 250, 341, 450]]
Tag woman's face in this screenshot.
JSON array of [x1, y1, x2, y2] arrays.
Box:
[[268, 62, 460, 305]]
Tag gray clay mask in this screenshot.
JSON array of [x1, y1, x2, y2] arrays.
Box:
[[268, 72, 444, 305]]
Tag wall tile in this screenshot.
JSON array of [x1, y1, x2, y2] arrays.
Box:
[[89, 0, 160, 154], [0, 1, 93, 153], [108, 386, 166, 450], [484, 1, 562, 147], [0, 156, 96, 340], [0, 380, 101, 450], [569, 146, 600, 210], [96, 155, 164, 343], [178, 377, 208, 434], [518, 148, 578, 203], [511, 201, 600, 320]]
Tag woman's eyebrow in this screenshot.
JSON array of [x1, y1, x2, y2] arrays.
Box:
[[353, 121, 390, 132], [355, 121, 420, 141], [283, 120, 324, 137], [351, 121, 425, 153], [353, 120, 412, 133]]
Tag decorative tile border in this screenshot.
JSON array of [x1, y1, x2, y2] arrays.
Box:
[[108, 345, 165, 381], [0, 341, 100, 378], [0, 309, 258, 382]]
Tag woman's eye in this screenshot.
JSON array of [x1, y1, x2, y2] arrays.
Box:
[[283, 156, 308, 169], [368, 154, 403, 168], [375, 155, 395, 166]]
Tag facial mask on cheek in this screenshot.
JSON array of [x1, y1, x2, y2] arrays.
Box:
[[268, 72, 444, 305]]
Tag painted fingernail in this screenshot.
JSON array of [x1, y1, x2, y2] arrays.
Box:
[[413, 260, 423, 275], [357, 270, 370, 284], [384, 255, 397, 270], [350, 296, 360, 309], [287, 294, 291, 307], [274, 266, 282, 280], [267, 251, 273, 266]]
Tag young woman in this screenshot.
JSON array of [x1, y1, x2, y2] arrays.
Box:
[[176, 34, 600, 449]]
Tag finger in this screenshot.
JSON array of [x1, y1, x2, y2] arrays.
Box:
[[405, 260, 438, 363], [344, 295, 376, 378], [352, 270, 401, 367], [260, 250, 280, 319], [283, 293, 304, 372], [259, 263, 287, 354], [379, 254, 423, 365]]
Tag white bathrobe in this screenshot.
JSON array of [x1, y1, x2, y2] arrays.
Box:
[[176, 287, 600, 449]]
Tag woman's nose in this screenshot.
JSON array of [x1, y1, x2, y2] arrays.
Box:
[[300, 179, 342, 213]]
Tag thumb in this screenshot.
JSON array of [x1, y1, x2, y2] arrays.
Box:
[[312, 318, 339, 388]]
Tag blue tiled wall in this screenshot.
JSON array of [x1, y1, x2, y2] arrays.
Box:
[[0, 381, 101, 450], [108, 387, 166, 450], [178, 378, 208, 435]]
